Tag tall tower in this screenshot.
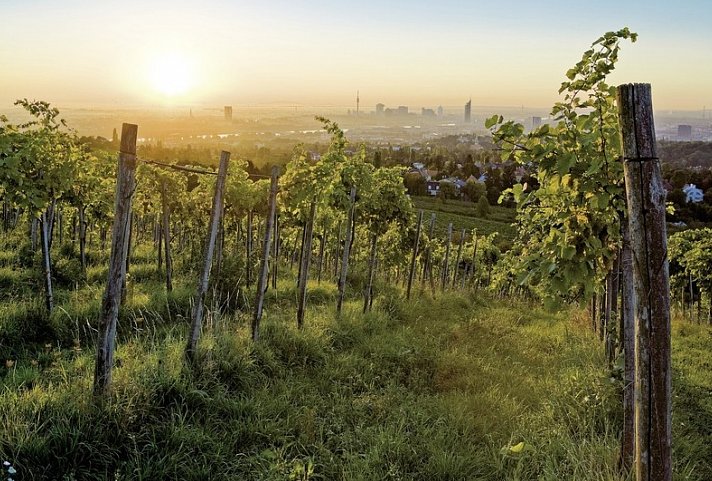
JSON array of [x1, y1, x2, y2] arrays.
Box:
[[464, 98, 472, 123], [356, 90, 360, 116]]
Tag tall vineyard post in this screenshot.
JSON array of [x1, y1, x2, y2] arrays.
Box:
[[185, 151, 230, 364], [452, 227, 465, 288], [161, 180, 173, 292], [337, 186, 356, 314], [406, 210, 423, 300], [363, 234, 377, 313], [271, 213, 279, 290], [618, 83, 672, 481], [253, 166, 279, 341], [441, 222, 453, 291], [94, 123, 138, 396], [297, 201, 317, 327]]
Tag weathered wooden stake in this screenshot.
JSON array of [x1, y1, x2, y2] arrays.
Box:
[[406, 210, 423, 299], [620, 217, 636, 472], [94, 123, 138, 396], [297, 201, 317, 328], [161, 181, 173, 292], [618, 83, 672, 481], [271, 213, 279, 290], [40, 210, 53, 313], [337, 186, 356, 313], [363, 234, 378, 313], [252, 166, 279, 341], [441, 223, 453, 291], [246, 210, 254, 287], [452, 228, 465, 288], [317, 227, 327, 284], [185, 151, 230, 364]]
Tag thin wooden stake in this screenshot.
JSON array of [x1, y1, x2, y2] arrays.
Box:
[[94, 123, 138, 396], [161, 181, 173, 292], [253, 166, 279, 341], [441, 223, 453, 291], [406, 210, 423, 300], [297, 201, 317, 328], [185, 151, 230, 364], [337, 186, 356, 313], [452, 228, 465, 288]]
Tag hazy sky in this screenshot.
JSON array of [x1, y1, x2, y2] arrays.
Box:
[[1, 0, 710, 110]]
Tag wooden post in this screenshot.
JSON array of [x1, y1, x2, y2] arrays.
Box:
[[406, 210, 423, 300], [40, 210, 53, 313], [317, 227, 327, 284], [161, 181, 173, 292], [334, 221, 342, 278], [617, 83, 672, 481], [79, 206, 87, 273], [271, 213, 279, 290], [337, 186, 356, 313], [94, 123, 138, 396], [252, 166, 278, 341], [363, 234, 377, 313], [452, 228, 465, 288], [246, 210, 254, 287], [186, 151, 230, 364], [620, 218, 636, 472], [297, 201, 317, 327], [441, 223, 453, 291]]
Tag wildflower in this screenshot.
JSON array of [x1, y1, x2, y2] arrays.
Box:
[[8, 466, 16, 474], [2, 461, 9, 466]]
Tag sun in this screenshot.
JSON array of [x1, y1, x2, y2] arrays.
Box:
[[148, 52, 194, 97]]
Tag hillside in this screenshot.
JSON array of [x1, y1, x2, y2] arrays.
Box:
[[411, 196, 517, 244]]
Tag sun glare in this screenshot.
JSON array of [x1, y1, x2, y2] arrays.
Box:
[[148, 52, 194, 97]]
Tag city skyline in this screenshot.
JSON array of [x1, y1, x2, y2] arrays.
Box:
[[1, 0, 711, 110]]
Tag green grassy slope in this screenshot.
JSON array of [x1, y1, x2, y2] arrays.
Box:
[[411, 196, 517, 241]]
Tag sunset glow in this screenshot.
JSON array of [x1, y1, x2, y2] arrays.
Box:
[[147, 52, 194, 97]]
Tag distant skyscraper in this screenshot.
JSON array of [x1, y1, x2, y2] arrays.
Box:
[[422, 108, 435, 117], [356, 90, 360, 115], [532, 116, 542, 128], [678, 124, 692, 141], [437, 105, 444, 117], [224, 106, 233, 121], [376, 103, 385, 114], [464, 99, 471, 123], [397, 106, 409, 115]]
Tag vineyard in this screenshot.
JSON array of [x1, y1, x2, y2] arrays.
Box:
[[0, 29, 711, 480]]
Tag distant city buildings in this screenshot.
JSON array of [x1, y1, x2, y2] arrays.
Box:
[[678, 124, 692, 141], [464, 99, 471, 123], [224, 106, 233, 121], [437, 105, 444, 116], [532, 116, 542, 128], [376, 103, 385, 115], [422, 108, 436, 117]]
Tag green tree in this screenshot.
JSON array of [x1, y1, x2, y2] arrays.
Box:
[[486, 28, 637, 301], [476, 195, 490, 218]]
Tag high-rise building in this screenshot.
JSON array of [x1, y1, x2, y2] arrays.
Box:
[[678, 124, 692, 141], [437, 106, 444, 117], [356, 90, 360, 115], [376, 103, 385, 114], [532, 116, 542, 128], [397, 106, 409, 115], [224, 106, 233, 121], [422, 108, 435, 117], [464, 99, 471, 123]]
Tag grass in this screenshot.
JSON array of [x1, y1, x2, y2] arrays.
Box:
[[0, 234, 710, 480], [0, 284, 625, 480]]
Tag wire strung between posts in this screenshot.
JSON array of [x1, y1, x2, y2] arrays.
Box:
[[117, 151, 275, 179], [137, 157, 218, 176]]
